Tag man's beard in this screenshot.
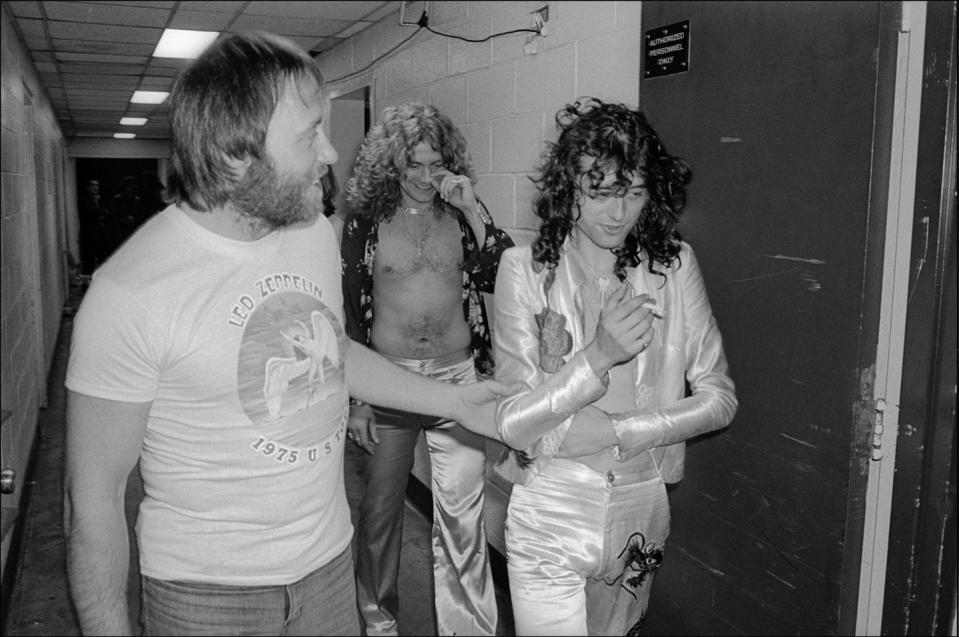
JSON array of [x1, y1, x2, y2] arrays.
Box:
[[231, 157, 323, 231]]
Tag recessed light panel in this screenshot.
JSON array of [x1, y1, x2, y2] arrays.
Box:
[[153, 29, 219, 59], [131, 91, 169, 105]]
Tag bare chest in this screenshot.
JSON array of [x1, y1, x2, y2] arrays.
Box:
[[376, 213, 464, 276]]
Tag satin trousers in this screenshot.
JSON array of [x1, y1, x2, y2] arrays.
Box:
[[355, 350, 497, 636], [506, 457, 670, 636]]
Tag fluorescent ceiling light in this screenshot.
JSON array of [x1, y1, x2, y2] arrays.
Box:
[[153, 28, 219, 59], [120, 117, 148, 126], [131, 91, 169, 104], [114, 133, 136, 139]]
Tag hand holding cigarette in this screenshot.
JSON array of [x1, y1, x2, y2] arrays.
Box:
[[641, 301, 663, 318]]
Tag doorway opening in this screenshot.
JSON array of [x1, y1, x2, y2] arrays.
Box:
[[329, 86, 371, 223]]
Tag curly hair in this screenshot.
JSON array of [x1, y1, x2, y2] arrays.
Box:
[[346, 102, 474, 222], [531, 98, 692, 281]]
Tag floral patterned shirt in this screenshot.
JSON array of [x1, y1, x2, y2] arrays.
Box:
[[340, 202, 514, 377]]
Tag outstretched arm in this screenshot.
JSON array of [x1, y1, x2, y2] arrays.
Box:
[[64, 391, 149, 636], [345, 342, 512, 439]]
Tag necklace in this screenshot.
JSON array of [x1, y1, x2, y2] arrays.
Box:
[[399, 208, 435, 258], [572, 249, 618, 333], [580, 273, 615, 330], [403, 205, 433, 215]]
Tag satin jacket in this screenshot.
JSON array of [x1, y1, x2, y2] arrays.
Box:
[[492, 240, 737, 486]]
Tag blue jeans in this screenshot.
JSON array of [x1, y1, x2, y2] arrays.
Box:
[[141, 546, 359, 636]]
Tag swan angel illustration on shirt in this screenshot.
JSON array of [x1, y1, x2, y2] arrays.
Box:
[[262, 311, 339, 417]]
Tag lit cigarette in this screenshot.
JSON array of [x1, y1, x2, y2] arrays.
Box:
[[642, 301, 663, 318]]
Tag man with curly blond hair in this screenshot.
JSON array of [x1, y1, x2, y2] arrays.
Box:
[[341, 102, 513, 636]]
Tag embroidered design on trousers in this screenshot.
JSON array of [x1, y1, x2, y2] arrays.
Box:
[[605, 531, 664, 599]]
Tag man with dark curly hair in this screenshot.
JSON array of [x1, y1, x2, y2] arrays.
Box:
[[341, 102, 513, 636], [492, 98, 738, 635]]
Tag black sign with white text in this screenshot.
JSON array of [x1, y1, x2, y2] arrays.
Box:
[[644, 20, 689, 79]]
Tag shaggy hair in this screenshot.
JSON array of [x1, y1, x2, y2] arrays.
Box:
[[531, 98, 692, 281], [346, 102, 473, 222], [167, 32, 326, 212]]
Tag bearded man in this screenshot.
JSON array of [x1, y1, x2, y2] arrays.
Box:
[[63, 33, 508, 637]]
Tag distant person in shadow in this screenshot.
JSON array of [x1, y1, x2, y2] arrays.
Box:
[[77, 179, 109, 274], [108, 175, 145, 254], [138, 170, 167, 219]]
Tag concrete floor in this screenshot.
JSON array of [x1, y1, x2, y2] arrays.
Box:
[[1, 316, 514, 636]]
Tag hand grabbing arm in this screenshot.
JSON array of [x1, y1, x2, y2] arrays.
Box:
[[555, 405, 618, 458]]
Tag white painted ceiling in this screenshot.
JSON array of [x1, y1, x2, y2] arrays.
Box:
[[6, 1, 399, 140]]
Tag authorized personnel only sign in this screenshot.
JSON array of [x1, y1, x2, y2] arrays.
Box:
[[644, 20, 689, 79]]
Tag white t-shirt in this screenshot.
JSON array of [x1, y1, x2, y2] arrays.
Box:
[[66, 205, 351, 585]]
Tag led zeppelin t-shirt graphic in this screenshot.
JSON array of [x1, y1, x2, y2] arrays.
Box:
[[261, 309, 337, 418], [236, 287, 346, 437]]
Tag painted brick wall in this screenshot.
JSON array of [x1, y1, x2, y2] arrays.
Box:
[[318, 1, 644, 246], [1, 2, 67, 578], [317, 1, 646, 554]]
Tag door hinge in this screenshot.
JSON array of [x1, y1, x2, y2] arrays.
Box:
[[871, 398, 887, 461]]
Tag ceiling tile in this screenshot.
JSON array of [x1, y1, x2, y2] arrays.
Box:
[[243, 1, 389, 21], [56, 51, 151, 64], [57, 62, 143, 75], [14, 17, 47, 38], [52, 38, 156, 56], [42, 1, 171, 28], [229, 15, 351, 37], [7, 2, 42, 18], [167, 9, 235, 31], [13, 0, 402, 140], [47, 21, 162, 45]]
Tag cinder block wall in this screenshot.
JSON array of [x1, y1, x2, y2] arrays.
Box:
[[318, 1, 644, 245], [317, 1, 646, 552], [0, 3, 68, 578]]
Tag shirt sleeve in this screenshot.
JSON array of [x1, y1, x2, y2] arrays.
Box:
[[461, 204, 514, 294], [65, 276, 165, 403], [492, 249, 607, 453], [611, 245, 738, 460]]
